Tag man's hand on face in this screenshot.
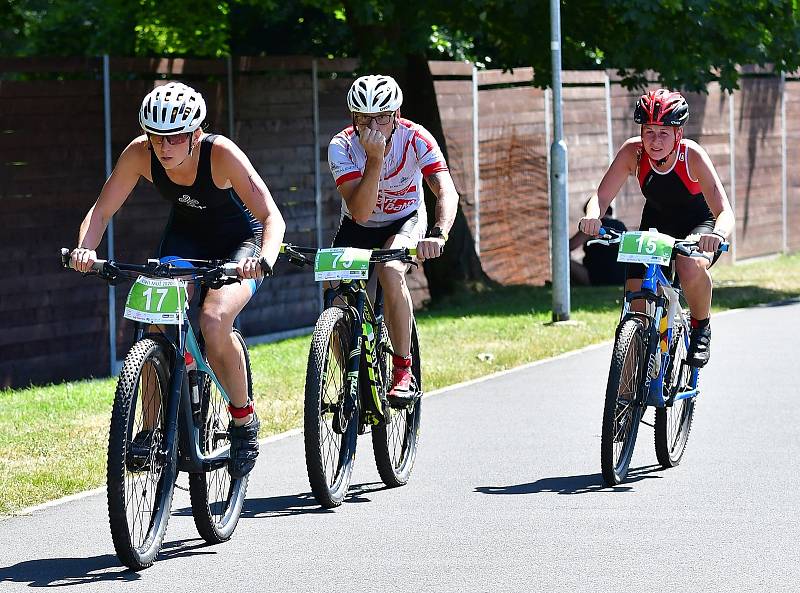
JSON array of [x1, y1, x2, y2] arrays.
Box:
[[360, 128, 387, 161]]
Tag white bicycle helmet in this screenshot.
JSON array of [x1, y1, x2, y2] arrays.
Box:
[[139, 82, 207, 135], [347, 75, 403, 113]]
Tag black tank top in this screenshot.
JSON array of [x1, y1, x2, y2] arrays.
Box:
[[151, 134, 262, 245]]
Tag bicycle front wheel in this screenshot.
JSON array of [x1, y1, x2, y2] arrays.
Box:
[[107, 337, 177, 570], [304, 306, 358, 508], [189, 329, 250, 543], [372, 320, 422, 487], [655, 321, 696, 468], [601, 317, 648, 486]]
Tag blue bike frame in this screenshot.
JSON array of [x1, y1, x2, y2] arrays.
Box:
[[626, 262, 699, 409]]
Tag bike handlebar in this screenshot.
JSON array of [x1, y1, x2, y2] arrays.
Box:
[[586, 228, 729, 262], [279, 243, 418, 268], [60, 248, 245, 288]]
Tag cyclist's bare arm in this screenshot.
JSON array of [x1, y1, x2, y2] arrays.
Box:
[[424, 170, 458, 234], [337, 129, 386, 223], [686, 140, 735, 250], [74, 137, 149, 271], [416, 170, 459, 261], [581, 138, 640, 236], [211, 137, 286, 277]]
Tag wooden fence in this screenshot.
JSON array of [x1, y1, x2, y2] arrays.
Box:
[[1, 57, 799, 387]]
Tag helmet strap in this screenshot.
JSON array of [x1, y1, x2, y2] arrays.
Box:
[[386, 111, 399, 145]]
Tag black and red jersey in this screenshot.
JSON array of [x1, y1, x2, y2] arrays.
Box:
[[636, 139, 714, 222]]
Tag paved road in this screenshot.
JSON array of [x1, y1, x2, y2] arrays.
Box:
[[2, 302, 798, 592]]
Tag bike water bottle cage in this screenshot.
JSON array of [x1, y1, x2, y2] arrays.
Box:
[[228, 400, 255, 419]]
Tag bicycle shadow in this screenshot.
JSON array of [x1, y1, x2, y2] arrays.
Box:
[[198, 482, 390, 519], [0, 538, 216, 586], [474, 465, 663, 496], [0, 553, 136, 587]]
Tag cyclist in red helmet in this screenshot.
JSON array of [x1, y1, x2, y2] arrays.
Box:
[[579, 88, 735, 367]]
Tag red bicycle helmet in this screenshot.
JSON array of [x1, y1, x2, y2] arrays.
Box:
[[634, 89, 689, 127], [635, 89, 688, 165]]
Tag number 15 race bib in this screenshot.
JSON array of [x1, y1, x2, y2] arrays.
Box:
[[617, 231, 675, 266]]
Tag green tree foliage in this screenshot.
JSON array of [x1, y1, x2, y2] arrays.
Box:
[[4, 0, 800, 91]]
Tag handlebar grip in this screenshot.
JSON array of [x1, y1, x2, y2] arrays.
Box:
[[719, 243, 729, 252], [222, 262, 239, 277], [597, 227, 607, 237], [60, 248, 106, 272]]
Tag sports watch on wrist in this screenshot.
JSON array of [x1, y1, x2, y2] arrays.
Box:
[[427, 226, 448, 242]]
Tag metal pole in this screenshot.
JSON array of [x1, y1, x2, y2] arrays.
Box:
[[545, 88, 552, 206], [312, 59, 324, 313], [472, 64, 481, 255], [226, 55, 235, 140], [549, 0, 570, 321], [781, 72, 788, 254], [729, 91, 737, 263], [604, 73, 614, 166], [103, 54, 118, 375]]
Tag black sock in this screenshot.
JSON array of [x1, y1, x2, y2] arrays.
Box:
[[690, 316, 710, 329]]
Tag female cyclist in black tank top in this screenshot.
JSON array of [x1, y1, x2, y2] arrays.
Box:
[[152, 134, 263, 260]]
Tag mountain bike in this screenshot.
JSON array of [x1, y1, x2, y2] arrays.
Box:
[[585, 229, 728, 486], [61, 249, 260, 570], [281, 244, 422, 508]]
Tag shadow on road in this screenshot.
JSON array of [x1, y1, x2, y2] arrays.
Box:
[[235, 482, 389, 518], [0, 554, 138, 587], [0, 538, 217, 586], [474, 465, 663, 495]]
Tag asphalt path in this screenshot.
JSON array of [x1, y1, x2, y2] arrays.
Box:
[[2, 301, 798, 592]]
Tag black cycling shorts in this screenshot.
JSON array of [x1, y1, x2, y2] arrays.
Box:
[[332, 210, 425, 250], [157, 230, 262, 298], [626, 208, 717, 280]]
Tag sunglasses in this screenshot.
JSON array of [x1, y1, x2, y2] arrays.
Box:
[[148, 132, 191, 146], [353, 114, 393, 126]]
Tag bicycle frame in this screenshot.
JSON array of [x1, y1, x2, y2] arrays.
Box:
[[128, 288, 235, 474], [323, 278, 390, 426], [621, 262, 699, 409]]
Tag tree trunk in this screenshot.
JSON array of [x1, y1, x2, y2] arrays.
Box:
[[392, 54, 492, 300]]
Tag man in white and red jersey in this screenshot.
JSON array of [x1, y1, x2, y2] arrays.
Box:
[[579, 89, 735, 367], [328, 74, 459, 405]]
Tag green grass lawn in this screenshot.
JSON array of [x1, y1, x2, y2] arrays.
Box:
[[1, 253, 798, 515]]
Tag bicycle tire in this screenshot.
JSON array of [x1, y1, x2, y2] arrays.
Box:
[[189, 329, 250, 543], [654, 320, 696, 468], [304, 306, 358, 508], [601, 317, 648, 486], [371, 320, 422, 487], [107, 337, 176, 570]]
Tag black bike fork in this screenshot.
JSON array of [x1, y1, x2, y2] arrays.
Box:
[[343, 291, 367, 424]]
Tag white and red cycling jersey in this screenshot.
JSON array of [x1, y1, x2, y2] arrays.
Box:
[[328, 118, 449, 227]]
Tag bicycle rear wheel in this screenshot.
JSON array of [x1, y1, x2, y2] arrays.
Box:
[[304, 306, 358, 508], [655, 321, 696, 468], [189, 329, 250, 543], [372, 320, 422, 487], [601, 317, 648, 486], [107, 337, 177, 570]]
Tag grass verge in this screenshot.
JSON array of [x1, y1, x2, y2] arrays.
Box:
[[1, 253, 798, 515]]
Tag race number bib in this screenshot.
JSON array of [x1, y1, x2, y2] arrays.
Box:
[[314, 247, 371, 281], [124, 277, 188, 324], [617, 231, 675, 266]]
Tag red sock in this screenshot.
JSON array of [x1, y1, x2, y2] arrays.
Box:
[[392, 354, 412, 369], [690, 316, 710, 329]]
